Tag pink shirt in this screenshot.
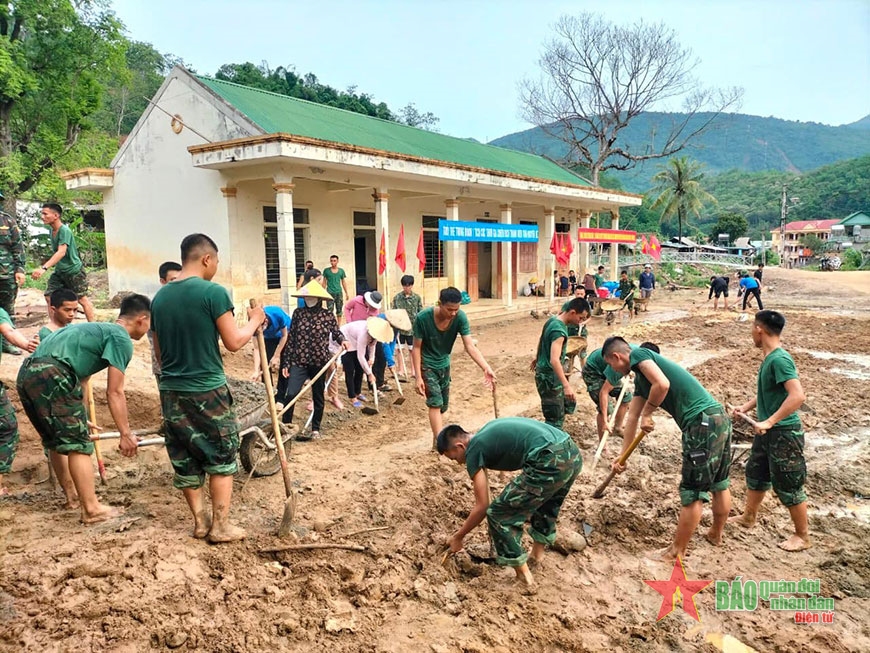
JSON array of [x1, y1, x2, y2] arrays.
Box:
[[344, 295, 378, 323], [340, 321, 376, 374]]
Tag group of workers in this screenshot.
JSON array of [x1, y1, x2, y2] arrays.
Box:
[[708, 263, 765, 311]]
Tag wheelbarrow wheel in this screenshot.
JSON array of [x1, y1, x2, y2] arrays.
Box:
[[606, 311, 616, 326], [239, 421, 297, 477]]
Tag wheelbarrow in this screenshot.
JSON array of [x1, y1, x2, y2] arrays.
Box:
[[237, 400, 298, 477], [563, 335, 588, 375], [599, 298, 625, 326]]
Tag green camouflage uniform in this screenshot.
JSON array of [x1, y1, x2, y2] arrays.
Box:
[[0, 383, 20, 474], [744, 347, 806, 506], [534, 316, 571, 428], [160, 386, 239, 488], [582, 348, 632, 414], [464, 418, 583, 567], [678, 407, 732, 506], [414, 307, 470, 412], [0, 210, 25, 323], [45, 223, 89, 297], [17, 357, 92, 455]]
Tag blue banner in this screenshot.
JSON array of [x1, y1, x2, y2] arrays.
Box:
[[438, 220, 539, 242]]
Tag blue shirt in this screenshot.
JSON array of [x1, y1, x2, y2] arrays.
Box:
[[639, 271, 655, 290], [740, 277, 759, 291], [263, 306, 291, 340]]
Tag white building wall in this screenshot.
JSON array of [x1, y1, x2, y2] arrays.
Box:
[[105, 74, 253, 298]]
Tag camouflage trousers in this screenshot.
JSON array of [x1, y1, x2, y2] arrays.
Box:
[[745, 425, 807, 506], [160, 385, 239, 489], [0, 276, 17, 322], [17, 357, 91, 455], [535, 373, 575, 429], [679, 407, 732, 506], [0, 383, 20, 474], [487, 437, 582, 567]]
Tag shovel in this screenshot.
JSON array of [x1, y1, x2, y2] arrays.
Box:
[[592, 427, 649, 499], [591, 377, 630, 471], [390, 367, 405, 405], [252, 307, 296, 537], [85, 381, 108, 485], [362, 386, 380, 415]]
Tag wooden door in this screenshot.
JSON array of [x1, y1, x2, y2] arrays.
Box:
[[466, 242, 479, 300]]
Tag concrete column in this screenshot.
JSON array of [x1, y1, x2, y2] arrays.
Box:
[[444, 198, 461, 288], [579, 210, 592, 278], [273, 181, 296, 312], [609, 209, 620, 280], [544, 207, 556, 303], [374, 188, 390, 299], [500, 203, 513, 307], [221, 186, 245, 317]]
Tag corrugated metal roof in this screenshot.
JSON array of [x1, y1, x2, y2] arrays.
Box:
[[774, 219, 841, 232], [197, 76, 592, 187]]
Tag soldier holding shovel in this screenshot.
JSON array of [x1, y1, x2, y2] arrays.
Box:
[[603, 336, 732, 561]]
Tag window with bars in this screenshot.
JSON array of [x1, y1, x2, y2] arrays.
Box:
[[263, 207, 309, 290], [518, 220, 538, 273], [422, 215, 445, 277]]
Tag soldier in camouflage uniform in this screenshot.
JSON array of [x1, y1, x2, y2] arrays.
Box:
[[0, 191, 27, 355], [604, 336, 732, 562], [533, 296, 589, 428], [16, 295, 150, 519], [150, 234, 265, 544], [438, 417, 583, 587], [0, 307, 39, 493], [729, 310, 811, 552]]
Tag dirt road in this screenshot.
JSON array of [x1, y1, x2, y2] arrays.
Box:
[[1, 267, 868, 652]]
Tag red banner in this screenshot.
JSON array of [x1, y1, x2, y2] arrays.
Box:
[[395, 224, 407, 272], [577, 228, 637, 243]]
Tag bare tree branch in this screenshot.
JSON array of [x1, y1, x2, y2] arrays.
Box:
[[519, 12, 743, 185]]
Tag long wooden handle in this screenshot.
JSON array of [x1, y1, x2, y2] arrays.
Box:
[[390, 366, 404, 397], [592, 429, 648, 498], [275, 350, 343, 420], [492, 385, 499, 419], [256, 327, 293, 497], [85, 382, 107, 484]]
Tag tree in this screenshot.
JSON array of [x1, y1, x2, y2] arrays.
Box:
[[709, 211, 748, 243], [649, 157, 716, 244], [0, 1, 126, 208], [520, 12, 742, 185], [398, 103, 440, 131], [799, 234, 825, 257]]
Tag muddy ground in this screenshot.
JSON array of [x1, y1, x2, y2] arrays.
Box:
[[1, 268, 868, 652]]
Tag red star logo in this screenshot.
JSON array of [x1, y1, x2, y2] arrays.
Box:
[[644, 556, 712, 621]]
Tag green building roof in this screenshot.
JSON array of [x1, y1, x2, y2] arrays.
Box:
[[197, 76, 591, 187], [840, 211, 870, 226]]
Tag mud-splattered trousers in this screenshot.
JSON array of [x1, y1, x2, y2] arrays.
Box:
[[0, 383, 19, 473], [487, 437, 582, 567], [745, 425, 807, 506]]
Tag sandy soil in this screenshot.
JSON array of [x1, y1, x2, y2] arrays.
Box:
[[1, 267, 869, 652]]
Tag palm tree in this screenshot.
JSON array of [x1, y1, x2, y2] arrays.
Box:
[[649, 157, 716, 245]]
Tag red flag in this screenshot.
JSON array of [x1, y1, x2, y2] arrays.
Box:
[[649, 235, 662, 261], [549, 230, 558, 257], [416, 229, 426, 273], [560, 232, 573, 266], [395, 224, 407, 272], [641, 235, 649, 254], [378, 230, 387, 275]]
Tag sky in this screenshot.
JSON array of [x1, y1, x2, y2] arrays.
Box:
[[111, 0, 870, 142]]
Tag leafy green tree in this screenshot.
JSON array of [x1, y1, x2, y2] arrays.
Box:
[[649, 157, 716, 243], [0, 0, 126, 209], [709, 211, 748, 243], [754, 249, 779, 266], [799, 234, 825, 257], [398, 103, 439, 131]]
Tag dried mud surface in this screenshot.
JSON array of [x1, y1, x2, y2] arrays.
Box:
[[1, 268, 869, 652]]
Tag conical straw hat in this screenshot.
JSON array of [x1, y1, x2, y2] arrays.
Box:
[[366, 317, 393, 343], [292, 280, 332, 300], [384, 308, 412, 332]]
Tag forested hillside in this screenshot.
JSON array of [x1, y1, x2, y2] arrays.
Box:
[[490, 112, 870, 193]]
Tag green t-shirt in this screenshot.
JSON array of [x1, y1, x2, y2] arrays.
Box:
[[413, 306, 471, 370], [323, 267, 346, 295], [0, 307, 12, 363], [38, 325, 53, 341], [583, 348, 623, 387], [465, 417, 570, 477], [151, 276, 234, 392], [51, 224, 83, 275], [630, 348, 719, 431], [757, 348, 801, 428], [594, 273, 605, 289], [535, 316, 568, 379], [34, 322, 132, 379]]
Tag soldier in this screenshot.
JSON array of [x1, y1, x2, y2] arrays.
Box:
[[30, 203, 95, 322], [38, 289, 79, 340], [16, 295, 151, 520], [0, 190, 26, 355], [438, 417, 583, 587], [0, 308, 39, 494]]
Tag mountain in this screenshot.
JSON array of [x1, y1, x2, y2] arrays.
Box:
[[845, 114, 870, 130], [489, 112, 870, 192]]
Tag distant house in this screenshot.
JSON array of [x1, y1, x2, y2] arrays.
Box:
[[727, 237, 756, 257], [770, 219, 840, 268], [60, 66, 640, 309], [837, 211, 870, 243]]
